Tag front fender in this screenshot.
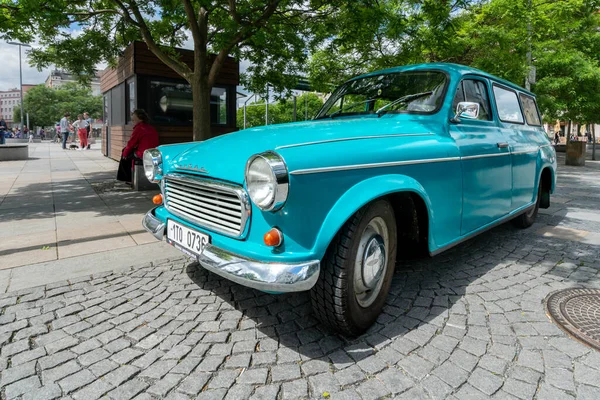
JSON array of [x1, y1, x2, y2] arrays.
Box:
[[311, 174, 433, 259]]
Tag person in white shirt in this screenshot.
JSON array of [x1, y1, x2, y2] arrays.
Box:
[[60, 112, 70, 149], [72, 114, 90, 150]]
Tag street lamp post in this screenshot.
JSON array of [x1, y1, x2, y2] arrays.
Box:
[[7, 42, 31, 131]]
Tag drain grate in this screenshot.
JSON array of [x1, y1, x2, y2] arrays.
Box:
[[545, 288, 600, 351]]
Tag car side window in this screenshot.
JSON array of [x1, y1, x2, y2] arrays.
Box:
[[451, 79, 491, 121], [451, 85, 464, 113], [519, 94, 541, 126], [493, 85, 524, 123]]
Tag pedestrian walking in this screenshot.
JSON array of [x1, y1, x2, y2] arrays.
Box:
[[40, 128, 45, 141], [28, 131, 34, 143], [554, 131, 560, 145], [72, 114, 89, 150], [60, 112, 70, 149]]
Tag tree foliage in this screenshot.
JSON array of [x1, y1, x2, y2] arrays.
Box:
[[13, 83, 102, 128], [308, 0, 600, 123], [307, 0, 479, 91], [0, 0, 335, 141]]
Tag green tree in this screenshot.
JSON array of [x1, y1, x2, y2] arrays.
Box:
[[307, 0, 478, 91], [14, 83, 102, 128], [1, 0, 333, 141], [452, 0, 600, 125], [306, 0, 600, 138]]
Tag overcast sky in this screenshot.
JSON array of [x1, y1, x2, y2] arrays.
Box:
[[0, 42, 52, 91]]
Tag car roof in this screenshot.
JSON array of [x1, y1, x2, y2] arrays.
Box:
[[352, 62, 535, 97]]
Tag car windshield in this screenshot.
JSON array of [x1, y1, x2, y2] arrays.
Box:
[[316, 70, 447, 119]]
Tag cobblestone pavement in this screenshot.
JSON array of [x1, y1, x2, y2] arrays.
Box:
[[1, 157, 600, 400]]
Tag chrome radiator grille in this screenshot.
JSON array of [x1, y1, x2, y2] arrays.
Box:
[[164, 174, 249, 237]]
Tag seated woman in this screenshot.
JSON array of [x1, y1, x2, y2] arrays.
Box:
[[116, 109, 159, 184]]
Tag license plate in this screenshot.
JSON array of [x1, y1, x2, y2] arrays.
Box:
[[166, 220, 210, 258]]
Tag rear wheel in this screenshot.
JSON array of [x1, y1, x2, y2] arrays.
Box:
[[512, 184, 542, 229], [311, 200, 397, 336]]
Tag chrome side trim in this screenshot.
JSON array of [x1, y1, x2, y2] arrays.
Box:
[[276, 133, 435, 150], [511, 149, 540, 155], [142, 207, 166, 241], [163, 173, 251, 238], [290, 156, 461, 175], [198, 244, 320, 292], [461, 152, 510, 161], [289, 144, 550, 175]]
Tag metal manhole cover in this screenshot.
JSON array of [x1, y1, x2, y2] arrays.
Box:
[[545, 288, 600, 351]]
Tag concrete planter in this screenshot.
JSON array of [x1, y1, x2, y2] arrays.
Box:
[[0, 144, 28, 161], [5, 138, 42, 144], [566, 141, 586, 166]]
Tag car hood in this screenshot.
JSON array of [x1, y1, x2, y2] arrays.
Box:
[[166, 115, 436, 184]]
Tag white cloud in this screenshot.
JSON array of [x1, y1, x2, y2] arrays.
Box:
[[0, 42, 51, 91]]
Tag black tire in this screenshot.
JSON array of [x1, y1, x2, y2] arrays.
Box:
[[512, 184, 542, 229], [311, 199, 398, 336]]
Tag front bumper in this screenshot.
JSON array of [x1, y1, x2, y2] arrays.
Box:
[[142, 208, 320, 292]]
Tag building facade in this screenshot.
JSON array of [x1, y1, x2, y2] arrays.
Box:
[[0, 89, 20, 127], [45, 70, 102, 96], [0, 85, 38, 128]]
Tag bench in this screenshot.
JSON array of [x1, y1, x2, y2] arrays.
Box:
[[0, 144, 28, 161]]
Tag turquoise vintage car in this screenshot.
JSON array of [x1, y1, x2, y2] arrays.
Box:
[[142, 63, 557, 336]]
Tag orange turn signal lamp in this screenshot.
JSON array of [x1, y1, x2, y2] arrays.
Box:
[[152, 194, 163, 205], [264, 227, 283, 247]]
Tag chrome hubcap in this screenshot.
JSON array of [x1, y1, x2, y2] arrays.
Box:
[[362, 236, 385, 289], [354, 217, 389, 308]]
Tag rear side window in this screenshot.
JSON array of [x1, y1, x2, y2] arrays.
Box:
[[493, 85, 524, 124], [451, 79, 491, 121], [519, 94, 541, 126]]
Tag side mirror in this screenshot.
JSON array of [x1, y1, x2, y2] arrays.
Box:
[[451, 102, 480, 123]]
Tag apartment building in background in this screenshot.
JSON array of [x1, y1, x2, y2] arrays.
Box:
[[45, 70, 101, 96], [0, 85, 35, 128]]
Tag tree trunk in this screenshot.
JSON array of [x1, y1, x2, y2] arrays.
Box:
[[190, 6, 212, 142], [191, 73, 211, 142]]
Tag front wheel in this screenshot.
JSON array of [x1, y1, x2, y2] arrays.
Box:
[[311, 200, 397, 336]]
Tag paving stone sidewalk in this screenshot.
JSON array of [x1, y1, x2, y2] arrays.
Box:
[[0, 142, 172, 270], [1, 154, 600, 400]]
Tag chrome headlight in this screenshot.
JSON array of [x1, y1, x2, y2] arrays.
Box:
[[245, 151, 289, 211], [143, 148, 162, 182]]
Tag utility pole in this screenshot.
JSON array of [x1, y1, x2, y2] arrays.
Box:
[[243, 95, 254, 130], [305, 95, 308, 121], [7, 42, 31, 131], [265, 85, 269, 126], [293, 96, 297, 122]]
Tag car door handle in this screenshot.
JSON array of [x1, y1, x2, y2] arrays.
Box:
[[497, 142, 509, 148]]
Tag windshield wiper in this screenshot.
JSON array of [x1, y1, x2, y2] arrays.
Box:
[[328, 98, 377, 118], [375, 91, 433, 116]]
